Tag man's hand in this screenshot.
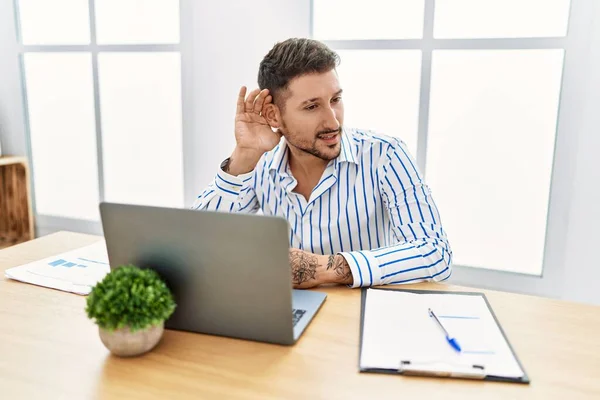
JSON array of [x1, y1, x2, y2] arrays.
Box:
[[227, 87, 282, 176], [289, 249, 354, 289]]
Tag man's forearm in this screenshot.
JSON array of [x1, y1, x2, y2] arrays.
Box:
[[325, 254, 353, 285], [289, 249, 353, 289]]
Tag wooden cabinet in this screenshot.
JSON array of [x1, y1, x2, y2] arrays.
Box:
[[0, 156, 34, 249]]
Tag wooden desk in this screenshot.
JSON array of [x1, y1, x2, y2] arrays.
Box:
[[1, 232, 599, 399]]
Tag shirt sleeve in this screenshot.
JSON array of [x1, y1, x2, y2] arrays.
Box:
[[339, 138, 453, 288], [191, 164, 259, 214]]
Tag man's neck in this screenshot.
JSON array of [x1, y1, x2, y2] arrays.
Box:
[[287, 145, 329, 200]]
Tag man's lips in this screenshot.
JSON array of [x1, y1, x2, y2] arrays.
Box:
[[317, 129, 341, 141], [318, 133, 338, 139], [318, 132, 340, 144]]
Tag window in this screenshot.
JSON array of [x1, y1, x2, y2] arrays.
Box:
[[433, 0, 570, 39], [336, 50, 422, 156], [313, 0, 424, 40], [427, 49, 563, 274], [313, 0, 571, 276], [17, 0, 184, 223], [18, 0, 91, 45], [22, 52, 99, 220]]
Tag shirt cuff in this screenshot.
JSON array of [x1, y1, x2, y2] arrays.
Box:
[[338, 251, 381, 288], [214, 168, 254, 199]]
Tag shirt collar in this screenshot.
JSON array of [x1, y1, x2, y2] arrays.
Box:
[[338, 127, 359, 164], [268, 127, 359, 175], [268, 137, 290, 175]]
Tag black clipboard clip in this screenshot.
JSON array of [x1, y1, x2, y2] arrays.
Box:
[[399, 360, 486, 380]]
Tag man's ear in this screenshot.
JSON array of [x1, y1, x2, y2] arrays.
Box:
[[263, 103, 282, 129]]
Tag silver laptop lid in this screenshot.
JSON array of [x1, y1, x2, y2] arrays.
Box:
[[99, 202, 296, 345]]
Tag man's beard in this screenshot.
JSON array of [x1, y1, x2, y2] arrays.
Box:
[[281, 125, 343, 161]]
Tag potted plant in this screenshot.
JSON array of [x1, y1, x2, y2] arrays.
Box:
[[85, 265, 176, 357]]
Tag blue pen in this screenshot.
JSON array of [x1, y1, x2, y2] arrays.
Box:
[[428, 308, 462, 353]]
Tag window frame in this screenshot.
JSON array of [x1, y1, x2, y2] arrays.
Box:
[[14, 0, 192, 235], [310, 0, 593, 297]]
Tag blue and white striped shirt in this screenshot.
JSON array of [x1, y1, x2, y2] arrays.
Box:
[[192, 128, 453, 288]]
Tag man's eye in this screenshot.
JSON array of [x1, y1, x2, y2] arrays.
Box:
[[305, 104, 317, 110], [332, 96, 342, 103]]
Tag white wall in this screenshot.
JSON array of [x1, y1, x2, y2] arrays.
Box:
[[186, 1, 311, 202], [561, 3, 600, 305]]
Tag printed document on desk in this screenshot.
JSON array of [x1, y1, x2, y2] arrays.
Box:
[[359, 288, 529, 382], [4, 241, 110, 295]]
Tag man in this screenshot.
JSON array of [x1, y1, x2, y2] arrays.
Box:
[[193, 38, 452, 289]]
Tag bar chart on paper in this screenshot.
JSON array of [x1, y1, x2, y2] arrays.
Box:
[[4, 241, 110, 294]]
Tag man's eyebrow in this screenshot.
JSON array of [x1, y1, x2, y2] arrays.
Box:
[[300, 89, 343, 106]]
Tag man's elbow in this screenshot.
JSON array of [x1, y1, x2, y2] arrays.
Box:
[[427, 242, 453, 282], [431, 261, 452, 282]]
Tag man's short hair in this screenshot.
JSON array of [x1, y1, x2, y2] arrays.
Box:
[[258, 38, 340, 111]]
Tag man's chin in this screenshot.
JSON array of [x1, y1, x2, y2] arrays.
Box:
[[318, 145, 341, 161], [290, 140, 341, 161]]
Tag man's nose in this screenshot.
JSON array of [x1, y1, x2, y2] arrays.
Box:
[[323, 105, 340, 131]]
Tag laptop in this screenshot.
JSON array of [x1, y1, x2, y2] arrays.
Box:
[[99, 202, 327, 345]]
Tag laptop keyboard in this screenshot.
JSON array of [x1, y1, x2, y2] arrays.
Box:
[[292, 308, 307, 326]]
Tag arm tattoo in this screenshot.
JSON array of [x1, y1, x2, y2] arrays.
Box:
[[328, 254, 353, 284], [290, 250, 318, 285], [327, 254, 335, 270]]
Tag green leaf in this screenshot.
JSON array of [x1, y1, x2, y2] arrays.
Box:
[[85, 265, 176, 332]]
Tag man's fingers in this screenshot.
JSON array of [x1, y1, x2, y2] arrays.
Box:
[[244, 88, 261, 113], [253, 89, 269, 114], [236, 86, 247, 115]]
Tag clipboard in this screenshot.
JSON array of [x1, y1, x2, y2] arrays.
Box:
[[358, 287, 530, 384]]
